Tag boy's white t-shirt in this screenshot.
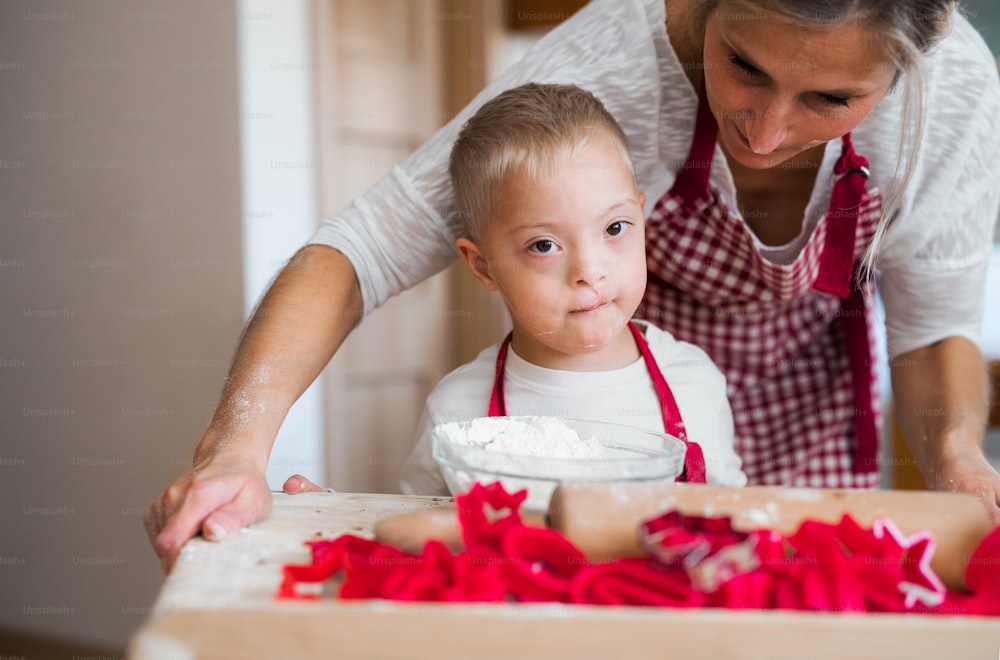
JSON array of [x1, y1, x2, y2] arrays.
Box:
[[399, 320, 747, 495]]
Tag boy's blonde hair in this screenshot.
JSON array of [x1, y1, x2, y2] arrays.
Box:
[[449, 83, 636, 241]]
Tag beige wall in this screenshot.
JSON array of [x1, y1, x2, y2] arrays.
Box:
[[0, 0, 243, 649]]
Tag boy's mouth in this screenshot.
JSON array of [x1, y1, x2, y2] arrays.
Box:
[[572, 300, 609, 314]]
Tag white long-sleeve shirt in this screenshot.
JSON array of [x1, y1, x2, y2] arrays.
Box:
[[310, 0, 1000, 358], [399, 321, 747, 495]]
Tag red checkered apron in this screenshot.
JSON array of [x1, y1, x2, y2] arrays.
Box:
[[638, 87, 883, 488]]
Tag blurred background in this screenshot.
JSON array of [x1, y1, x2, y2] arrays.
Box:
[[1, 0, 998, 656]]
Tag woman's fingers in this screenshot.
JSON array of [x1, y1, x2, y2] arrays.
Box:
[[143, 497, 171, 571], [158, 479, 232, 552], [201, 484, 274, 542], [932, 451, 1000, 524], [968, 480, 1000, 525], [145, 465, 272, 573], [282, 473, 328, 494]]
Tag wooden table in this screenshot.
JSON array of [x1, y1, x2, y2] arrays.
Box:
[[129, 491, 1000, 659]]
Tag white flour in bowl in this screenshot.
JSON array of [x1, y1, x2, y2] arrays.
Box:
[[437, 416, 609, 459], [433, 416, 682, 511]]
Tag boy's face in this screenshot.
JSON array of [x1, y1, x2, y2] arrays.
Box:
[[457, 133, 647, 369]]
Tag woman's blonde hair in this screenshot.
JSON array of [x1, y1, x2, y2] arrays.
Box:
[[450, 83, 636, 241], [688, 0, 958, 276]]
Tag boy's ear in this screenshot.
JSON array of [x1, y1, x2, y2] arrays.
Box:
[[455, 237, 499, 291]]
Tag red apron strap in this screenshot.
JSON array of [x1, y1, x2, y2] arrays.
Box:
[[487, 332, 513, 417], [814, 133, 869, 298], [627, 322, 707, 484], [813, 133, 878, 474], [842, 283, 879, 473], [670, 83, 719, 201]]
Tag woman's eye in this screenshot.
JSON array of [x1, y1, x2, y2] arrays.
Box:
[[817, 93, 850, 108], [606, 221, 628, 237], [529, 239, 555, 254], [729, 53, 761, 77]]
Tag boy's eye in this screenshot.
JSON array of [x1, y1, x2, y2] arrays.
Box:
[[530, 239, 555, 254], [606, 221, 628, 237]]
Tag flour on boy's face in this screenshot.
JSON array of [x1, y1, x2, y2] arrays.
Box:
[[474, 132, 648, 371]]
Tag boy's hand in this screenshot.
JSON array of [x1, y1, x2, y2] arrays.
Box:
[[145, 454, 272, 574]]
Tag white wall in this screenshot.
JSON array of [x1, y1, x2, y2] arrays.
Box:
[[981, 245, 1000, 360], [982, 245, 1000, 473], [0, 0, 243, 650], [236, 0, 324, 489]]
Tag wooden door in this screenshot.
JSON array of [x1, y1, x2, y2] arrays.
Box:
[[316, 0, 453, 493], [315, 0, 518, 493]]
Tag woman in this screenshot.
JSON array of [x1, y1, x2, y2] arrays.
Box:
[[146, 0, 1000, 571]]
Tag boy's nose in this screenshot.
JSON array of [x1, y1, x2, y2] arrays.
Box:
[[572, 253, 609, 287]]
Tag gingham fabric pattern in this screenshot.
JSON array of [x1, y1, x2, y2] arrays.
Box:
[[639, 170, 883, 489]]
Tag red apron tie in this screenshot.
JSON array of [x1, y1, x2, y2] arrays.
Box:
[[487, 321, 707, 483], [814, 133, 879, 474]]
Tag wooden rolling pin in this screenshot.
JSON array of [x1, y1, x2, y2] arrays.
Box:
[[549, 482, 994, 591], [375, 483, 995, 591]]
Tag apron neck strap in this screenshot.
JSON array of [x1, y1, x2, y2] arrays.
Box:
[[814, 133, 871, 298], [670, 82, 719, 199], [487, 332, 513, 417], [627, 322, 707, 483]]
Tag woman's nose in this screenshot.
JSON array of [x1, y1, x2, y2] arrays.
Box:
[[744, 103, 790, 155]]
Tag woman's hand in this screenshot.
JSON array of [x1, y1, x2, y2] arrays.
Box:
[[927, 448, 1000, 524], [144, 245, 364, 573], [146, 472, 329, 573], [891, 336, 1000, 523], [144, 453, 272, 573]]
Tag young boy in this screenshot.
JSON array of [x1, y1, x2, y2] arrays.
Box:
[[400, 83, 746, 494]]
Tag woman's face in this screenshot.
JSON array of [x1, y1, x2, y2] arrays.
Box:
[[701, 5, 897, 169]]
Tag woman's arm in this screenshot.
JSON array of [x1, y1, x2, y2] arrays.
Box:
[[143, 1, 672, 572], [145, 245, 362, 572], [890, 335, 1000, 522]]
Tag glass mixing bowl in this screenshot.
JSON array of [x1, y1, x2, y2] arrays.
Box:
[[432, 416, 687, 511]]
